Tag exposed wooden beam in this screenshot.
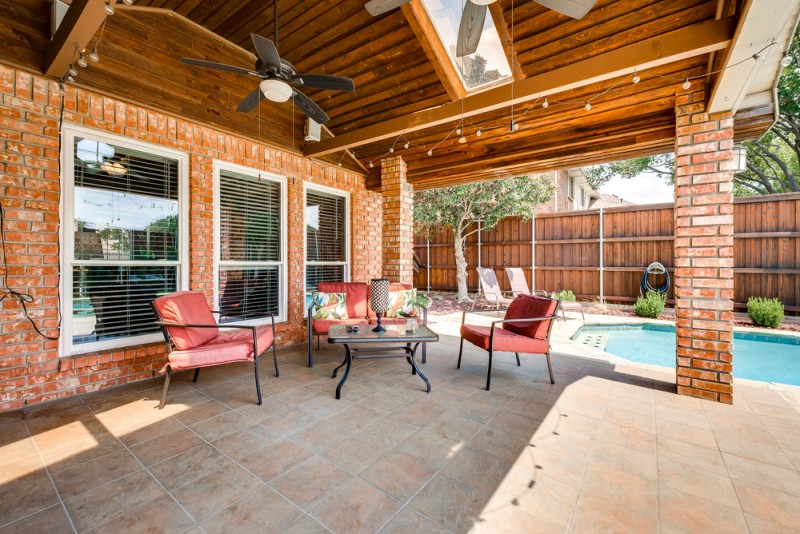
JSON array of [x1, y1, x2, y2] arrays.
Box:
[[305, 18, 735, 158], [489, 3, 524, 81], [401, 0, 466, 101], [43, 0, 114, 77]]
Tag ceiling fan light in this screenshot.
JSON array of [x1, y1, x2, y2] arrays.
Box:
[[471, 0, 497, 5], [259, 79, 293, 102]]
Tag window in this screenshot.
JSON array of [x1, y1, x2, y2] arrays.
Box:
[[305, 186, 349, 302], [215, 163, 286, 324], [62, 127, 187, 355]]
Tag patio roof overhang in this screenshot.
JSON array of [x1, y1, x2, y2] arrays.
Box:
[[4, 0, 798, 190]]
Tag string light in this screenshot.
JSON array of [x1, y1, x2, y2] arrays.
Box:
[[682, 78, 691, 90], [68, 64, 78, 77], [632, 70, 640, 84], [427, 149, 433, 156], [104, 0, 115, 15], [89, 46, 100, 63], [476, 128, 481, 137], [781, 52, 793, 67], [542, 98, 548, 108], [369, 161, 374, 168], [404, 142, 410, 149], [458, 135, 467, 144], [77, 51, 88, 68], [584, 101, 592, 111]]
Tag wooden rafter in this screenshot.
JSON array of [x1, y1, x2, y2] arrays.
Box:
[[489, 3, 524, 80], [305, 17, 735, 158], [43, 0, 115, 77], [401, 0, 466, 101]]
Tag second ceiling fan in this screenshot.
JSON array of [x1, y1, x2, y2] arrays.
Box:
[[365, 0, 597, 57]]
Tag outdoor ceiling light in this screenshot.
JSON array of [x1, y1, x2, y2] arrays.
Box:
[[104, 1, 115, 15], [68, 64, 78, 77], [77, 51, 88, 68], [89, 46, 100, 63], [732, 146, 747, 172], [682, 78, 691, 90], [471, 0, 497, 4], [542, 97, 549, 108], [259, 79, 292, 102]]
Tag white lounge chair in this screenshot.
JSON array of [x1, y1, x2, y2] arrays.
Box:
[[473, 267, 514, 310]]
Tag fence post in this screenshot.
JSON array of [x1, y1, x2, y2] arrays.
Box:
[[477, 220, 482, 269], [531, 213, 536, 291], [426, 237, 431, 294], [599, 207, 604, 303]]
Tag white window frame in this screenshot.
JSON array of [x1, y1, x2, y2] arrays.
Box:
[[303, 183, 350, 298], [213, 161, 288, 325], [60, 125, 189, 357]]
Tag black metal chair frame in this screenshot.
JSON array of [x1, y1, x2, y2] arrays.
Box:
[[152, 303, 279, 409], [457, 301, 561, 391], [307, 301, 429, 368]]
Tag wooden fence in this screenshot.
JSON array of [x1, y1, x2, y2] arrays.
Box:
[[413, 192, 800, 315]]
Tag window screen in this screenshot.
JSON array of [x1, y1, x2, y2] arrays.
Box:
[[305, 189, 347, 296]]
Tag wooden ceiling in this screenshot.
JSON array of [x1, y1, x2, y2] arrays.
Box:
[[1, 0, 793, 190]]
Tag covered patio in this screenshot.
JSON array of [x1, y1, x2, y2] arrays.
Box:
[[1, 0, 800, 532]]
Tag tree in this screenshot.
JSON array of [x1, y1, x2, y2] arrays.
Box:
[[584, 26, 800, 196], [457, 54, 501, 88], [414, 176, 554, 302]]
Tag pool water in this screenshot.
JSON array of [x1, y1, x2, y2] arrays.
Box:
[[573, 324, 800, 386]]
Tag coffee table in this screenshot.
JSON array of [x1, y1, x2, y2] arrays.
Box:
[[327, 323, 438, 399]]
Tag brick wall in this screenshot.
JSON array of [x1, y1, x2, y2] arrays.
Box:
[[536, 170, 569, 213], [381, 156, 414, 284], [0, 65, 380, 411], [673, 80, 734, 404]]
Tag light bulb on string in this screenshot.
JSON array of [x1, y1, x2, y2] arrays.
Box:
[[632, 70, 640, 84], [89, 46, 100, 63], [781, 53, 793, 67], [427, 149, 433, 156], [458, 135, 467, 144], [404, 142, 410, 149], [682, 78, 691, 90], [369, 161, 374, 168], [456, 128, 461, 135], [389, 147, 394, 153], [542, 98, 548, 109], [476, 128, 482, 137], [77, 52, 88, 68], [68, 64, 78, 77], [104, 1, 115, 15], [584, 101, 592, 111]]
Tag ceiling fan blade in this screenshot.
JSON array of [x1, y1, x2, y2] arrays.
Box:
[[236, 87, 266, 113], [181, 58, 257, 76], [534, 0, 597, 19], [291, 74, 355, 93], [250, 33, 282, 70], [456, 1, 488, 57], [291, 90, 330, 124], [365, 0, 411, 16]]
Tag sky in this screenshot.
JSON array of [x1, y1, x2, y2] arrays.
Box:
[[599, 172, 674, 205]]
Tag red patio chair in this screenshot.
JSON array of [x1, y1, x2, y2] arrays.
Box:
[[152, 291, 278, 409], [458, 294, 560, 391]]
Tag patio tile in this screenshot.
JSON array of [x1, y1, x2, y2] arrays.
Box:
[[148, 444, 230, 491], [734, 480, 800, 530], [84, 494, 195, 534], [173, 463, 263, 521], [283, 513, 331, 533], [0, 475, 60, 527], [359, 415, 422, 449], [568, 493, 657, 534], [603, 405, 656, 434], [408, 474, 490, 534], [744, 512, 800, 534], [172, 400, 232, 426], [581, 462, 657, 514], [590, 439, 657, 480], [320, 433, 391, 475], [189, 410, 252, 442], [424, 412, 484, 442], [658, 486, 748, 534], [275, 385, 329, 406], [115, 415, 186, 447], [715, 432, 795, 469], [210, 423, 279, 460], [595, 420, 657, 454], [0, 452, 47, 491], [398, 428, 465, 470], [271, 456, 352, 511], [442, 446, 513, 495], [325, 403, 384, 431], [655, 404, 712, 429], [299, 395, 353, 418], [260, 405, 319, 436], [289, 419, 352, 454], [0, 504, 73, 534], [51, 448, 141, 499], [723, 453, 800, 498], [361, 451, 437, 502], [238, 438, 313, 483], [657, 457, 739, 509], [311, 478, 402, 534], [656, 436, 728, 476], [656, 419, 718, 450], [201, 485, 303, 533], [65, 470, 165, 532], [129, 427, 204, 467], [378, 507, 449, 533], [474, 497, 562, 534], [493, 466, 579, 530]]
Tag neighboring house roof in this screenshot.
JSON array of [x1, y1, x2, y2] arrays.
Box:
[[590, 193, 635, 209]]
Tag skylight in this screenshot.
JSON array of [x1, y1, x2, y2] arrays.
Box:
[[421, 0, 512, 91]]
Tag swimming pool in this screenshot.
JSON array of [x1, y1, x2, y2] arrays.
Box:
[[572, 323, 800, 386]]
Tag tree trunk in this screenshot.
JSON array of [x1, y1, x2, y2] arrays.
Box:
[[454, 233, 470, 302]]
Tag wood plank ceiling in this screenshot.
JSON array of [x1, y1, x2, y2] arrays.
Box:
[[0, 0, 781, 190]]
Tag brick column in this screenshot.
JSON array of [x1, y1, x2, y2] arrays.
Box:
[[673, 81, 735, 404], [381, 156, 414, 284]]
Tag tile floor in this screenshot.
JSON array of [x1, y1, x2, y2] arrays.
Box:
[[1, 316, 800, 533]]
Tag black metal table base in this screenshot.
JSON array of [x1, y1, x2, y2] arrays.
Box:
[[332, 342, 430, 399]]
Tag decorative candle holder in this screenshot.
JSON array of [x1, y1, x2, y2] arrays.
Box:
[[370, 278, 390, 332]]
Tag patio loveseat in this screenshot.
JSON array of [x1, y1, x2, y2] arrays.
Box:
[[307, 281, 428, 367]]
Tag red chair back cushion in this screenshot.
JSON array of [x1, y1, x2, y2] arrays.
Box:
[[318, 282, 369, 319], [503, 294, 558, 340], [153, 291, 219, 350]]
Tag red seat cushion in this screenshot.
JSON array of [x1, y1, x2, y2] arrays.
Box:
[[318, 282, 369, 319], [167, 325, 274, 371], [460, 325, 549, 354], [503, 295, 558, 340], [153, 291, 219, 350], [311, 318, 370, 335]]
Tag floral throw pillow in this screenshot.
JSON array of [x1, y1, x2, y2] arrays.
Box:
[[313, 292, 348, 320], [386, 289, 418, 318]]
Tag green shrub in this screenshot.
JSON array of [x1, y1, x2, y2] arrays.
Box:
[[552, 289, 576, 302], [634, 290, 666, 318], [747, 297, 784, 328]]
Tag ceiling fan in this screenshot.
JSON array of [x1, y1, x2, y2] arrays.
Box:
[[365, 0, 597, 57], [181, 3, 354, 124]]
